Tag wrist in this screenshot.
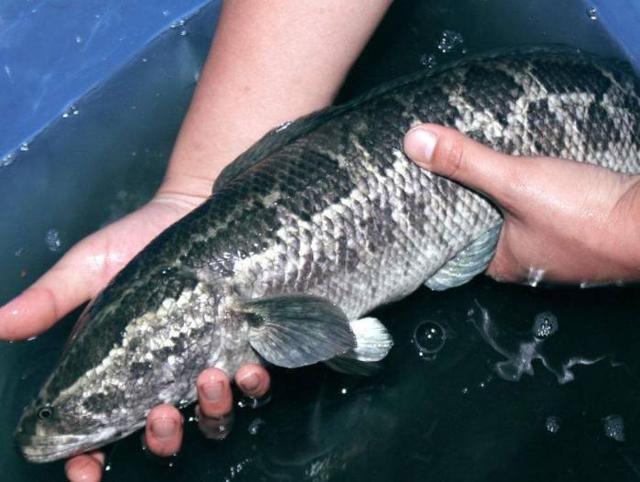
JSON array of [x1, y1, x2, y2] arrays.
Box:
[[152, 179, 210, 216], [611, 175, 640, 279]]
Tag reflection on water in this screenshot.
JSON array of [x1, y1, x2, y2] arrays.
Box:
[[2, 0, 640, 480]]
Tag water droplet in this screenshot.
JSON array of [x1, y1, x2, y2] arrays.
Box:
[[248, 417, 265, 435], [461, 387, 469, 394], [436, 30, 464, 54], [340, 387, 348, 395], [45, 229, 62, 252], [179, 29, 188, 37], [104, 464, 112, 472], [62, 105, 79, 118], [14, 248, 24, 257], [532, 311, 558, 339], [586, 7, 598, 20], [419, 53, 438, 69], [545, 416, 561, 434], [275, 120, 293, 132], [142, 57, 148, 63], [603, 414, 625, 442], [170, 19, 186, 29], [413, 321, 447, 358], [526, 267, 545, 287], [75, 36, 82, 44], [1, 152, 16, 167], [162, 9, 170, 17], [20, 142, 30, 152]]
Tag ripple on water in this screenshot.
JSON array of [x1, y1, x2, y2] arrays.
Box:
[[533, 311, 559, 339], [45, 229, 62, 252], [603, 415, 625, 442], [545, 416, 561, 434]]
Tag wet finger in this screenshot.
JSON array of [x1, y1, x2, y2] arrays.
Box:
[[0, 249, 97, 340], [144, 404, 183, 457], [235, 364, 270, 399], [195, 368, 234, 439], [65, 451, 104, 482], [197, 368, 233, 417]]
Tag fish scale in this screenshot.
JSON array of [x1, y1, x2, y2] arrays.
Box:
[[16, 50, 640, 462]]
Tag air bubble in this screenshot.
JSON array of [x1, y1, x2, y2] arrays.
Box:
[[532, 311, 558, 339], [162, 9, 170, 17], [179, 30, 188, 37], [45, 229, 62, 252], [1, 153, 16, 167], [545, 416, 561, 434], [413, 321, 447, 358], [419, 54, 438, 70], [248, 418, 265, 435], [586, 7, 598, 21], [436, 30, 464, 54], [603, 414, 625, 442], [75, 36, 82, 44], [20, 142, 30, 152]]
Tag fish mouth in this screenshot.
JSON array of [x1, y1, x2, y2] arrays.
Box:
[[15, 424, 140, 463]]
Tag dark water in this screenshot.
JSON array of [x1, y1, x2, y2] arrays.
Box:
[[2, 0, 640, 481]]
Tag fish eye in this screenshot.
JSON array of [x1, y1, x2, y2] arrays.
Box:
[[37, 405, 54, 421]]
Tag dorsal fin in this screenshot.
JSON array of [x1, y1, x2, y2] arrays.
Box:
[[211, 71, 429, 193]]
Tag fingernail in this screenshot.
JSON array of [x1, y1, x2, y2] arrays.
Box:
[[238, 373, 260, 393], [150, 417, 178, 439], [404, 128, 437, 167], [202, 381, 224, 402]]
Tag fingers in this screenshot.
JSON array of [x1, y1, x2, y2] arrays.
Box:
[[196, 368, 234, 439], [403, 124, 520, 210], [235, 364, 270, 398], [195, 365, 271, 439], [65, 451, 104, 482], [0, 245, 98, 340], [144, 404, 184, 457], [142, 365, 270, 455]]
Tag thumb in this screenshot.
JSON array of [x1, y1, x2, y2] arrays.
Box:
[[403, 124, 519, 208]]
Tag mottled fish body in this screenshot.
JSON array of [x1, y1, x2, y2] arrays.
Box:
[[16, 51, 640, 462]]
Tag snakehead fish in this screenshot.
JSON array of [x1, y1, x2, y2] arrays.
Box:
[[16, 51, 640, 462]]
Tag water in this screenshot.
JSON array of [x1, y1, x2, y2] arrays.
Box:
[[2, 0, 640, 481]]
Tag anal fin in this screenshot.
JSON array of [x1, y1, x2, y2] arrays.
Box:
[[325, 317, 393, 376]]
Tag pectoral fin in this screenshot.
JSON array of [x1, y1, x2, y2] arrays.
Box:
[[240, 295, 357, 368], [425, 223, 502, 291]]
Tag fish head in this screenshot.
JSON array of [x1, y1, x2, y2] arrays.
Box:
[[16, 264, 223, 463]]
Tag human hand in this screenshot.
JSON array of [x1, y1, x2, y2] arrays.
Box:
[[0, 191, 270, 482], [403, 124, 640, 285]]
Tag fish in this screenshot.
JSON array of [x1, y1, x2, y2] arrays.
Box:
[[16, 50, 640, 462]]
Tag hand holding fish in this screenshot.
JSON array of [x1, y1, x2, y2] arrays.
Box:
[[0, 192, 271, 481], [404, 125, 640, 285]]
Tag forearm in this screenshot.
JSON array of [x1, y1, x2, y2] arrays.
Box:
[[160, 0, 392, 198]]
